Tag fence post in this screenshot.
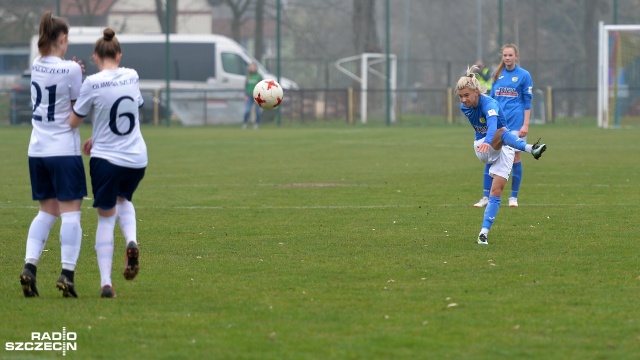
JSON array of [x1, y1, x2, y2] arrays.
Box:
[[347, 87, 353, 124], [546, 86, 553, 124], [447, 88, 453, 124]]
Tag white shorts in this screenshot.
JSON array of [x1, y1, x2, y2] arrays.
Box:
[[473, 138, 515, 180]]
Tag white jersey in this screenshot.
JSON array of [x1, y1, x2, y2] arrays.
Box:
[[28, 56, 83, 157], [73, 67, 147, 168]]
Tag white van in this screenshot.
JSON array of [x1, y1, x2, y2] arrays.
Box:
[[29, 28, 297, 125]]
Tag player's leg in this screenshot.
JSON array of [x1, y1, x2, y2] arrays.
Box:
[[21, 157, 60, 297], [117, 166, 145, 281], [500, 131, 547, 159], [21, 199, 59, 297], [510, 152, 523, 207], [474, 163, 491, 207], [254, 104, 262, 129], [243, 97, 252, 128], [57, 200, 83, 298], [90, 158, 119, 298], [477, 146, 515, 245], [53, 156, 86, 298]]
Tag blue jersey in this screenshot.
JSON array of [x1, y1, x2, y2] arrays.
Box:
[[490, 65, 533, 131], [460, 94, 507, 142]]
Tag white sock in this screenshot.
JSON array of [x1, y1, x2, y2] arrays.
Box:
[[525, 144, 533, 153], [60, 211, 82, 271], [25, 211, 58, 264], [116, 200, 137, 245], [95, 214, 116, 287]]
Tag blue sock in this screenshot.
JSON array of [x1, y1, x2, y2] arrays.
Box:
[[500, 131, 527, 152], [511, 162, 522, 198], [482, 164, 491, 198], [482, 196, 501, 230]]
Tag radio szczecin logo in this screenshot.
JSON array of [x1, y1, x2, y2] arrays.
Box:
[[5, 327, 77, 356]]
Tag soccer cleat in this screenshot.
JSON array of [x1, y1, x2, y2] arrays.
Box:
[[474, 197, 489, 208], [124, 241, 139, 280], [508, 197, 519, 207], [20, 268, 39, 297], [101, 285, 116, 298], [56, 275, 78, 298], [531, 138, 546, 160], [477, 233, 489, 245]]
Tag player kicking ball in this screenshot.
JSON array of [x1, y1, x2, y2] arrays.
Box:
[[456, 65, 546, 245]]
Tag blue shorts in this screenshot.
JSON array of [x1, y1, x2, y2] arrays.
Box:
[[90, 157, 146, 210], [29, 156, 87, 201]]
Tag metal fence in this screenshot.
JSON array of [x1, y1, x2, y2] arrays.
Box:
[[0, 86, 608, 127]]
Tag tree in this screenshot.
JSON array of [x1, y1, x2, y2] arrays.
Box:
[[352, 0, 380, 54], [254, 0, 264, 63], [64, 0, 110, 25], [154, 0, 178, 33], [220, 0, 251, 42], [0, 0, 49, 44]]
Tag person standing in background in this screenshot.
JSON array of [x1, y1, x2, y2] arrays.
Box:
[[243, 62, 263, 130], [473, 45, 533, 208]]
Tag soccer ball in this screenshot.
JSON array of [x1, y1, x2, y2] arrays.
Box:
[[253, 79, 284, 110]]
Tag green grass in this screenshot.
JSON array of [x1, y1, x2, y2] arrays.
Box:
[[1, 123, 640, 359]]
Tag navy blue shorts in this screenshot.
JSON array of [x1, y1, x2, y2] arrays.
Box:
[[90, 157, 146, 210], [29, 156, 87, 201]]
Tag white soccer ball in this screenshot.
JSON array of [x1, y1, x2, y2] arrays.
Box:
[[253, 79, 284, 110]]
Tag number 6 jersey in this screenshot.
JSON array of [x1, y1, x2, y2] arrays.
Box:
[[28, 56, 83, 157], [73, 67, 147, 168]]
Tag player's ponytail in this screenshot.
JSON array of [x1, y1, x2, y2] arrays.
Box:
[[37, 11, 69, 56], [455, 65, 486, 93]]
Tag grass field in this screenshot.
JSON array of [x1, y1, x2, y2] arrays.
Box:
[[1, 123, 639, 359]]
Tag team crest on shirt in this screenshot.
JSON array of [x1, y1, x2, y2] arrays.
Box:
[[479, 117, 486, 124], [512, 77, 518, 82]]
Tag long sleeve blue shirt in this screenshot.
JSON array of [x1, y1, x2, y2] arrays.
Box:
[[490, 65, 533, 131], [460, 94, 507, 143]]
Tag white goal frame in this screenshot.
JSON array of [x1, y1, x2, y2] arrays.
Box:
[[597, 22, 640, 128], [335, 53, 397, 124]]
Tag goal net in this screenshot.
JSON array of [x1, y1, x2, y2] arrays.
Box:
[[598, 22, 640, 128]]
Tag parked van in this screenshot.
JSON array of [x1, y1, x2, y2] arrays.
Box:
[[29, 28, 297, 125]]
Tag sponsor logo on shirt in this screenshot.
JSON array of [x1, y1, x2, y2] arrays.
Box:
[[494, 86, 518, 97]]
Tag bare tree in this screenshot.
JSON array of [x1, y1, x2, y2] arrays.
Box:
[[254, 0, 265, 62], [220, 0, 251, 42], [352, 0, 381, 54], [64, 0, 109, 25], [154, 0, 178, 33], [0, 0, 49, 44]]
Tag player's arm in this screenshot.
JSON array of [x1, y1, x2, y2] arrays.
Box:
[[69, 106, 84, 128], [520, 75, 533, 136], [483, 109, 499, 145]]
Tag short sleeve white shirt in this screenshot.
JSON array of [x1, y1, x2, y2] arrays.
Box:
[[73, 67, 147, 168], [28, 56, 83, 157]]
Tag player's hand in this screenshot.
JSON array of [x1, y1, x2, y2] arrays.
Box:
[[82, 138, 93, 156], [72, 57, 86, 73], [519, 125, 529, 138], [477, 142, 490, 153]]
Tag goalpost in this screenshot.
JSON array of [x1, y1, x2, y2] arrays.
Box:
[[335, 53, 397, 124], [597, 22, 640, 128]]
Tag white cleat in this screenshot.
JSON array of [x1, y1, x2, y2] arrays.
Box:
[[473, 197, 489, 208], [508, 197, 518, 207]]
